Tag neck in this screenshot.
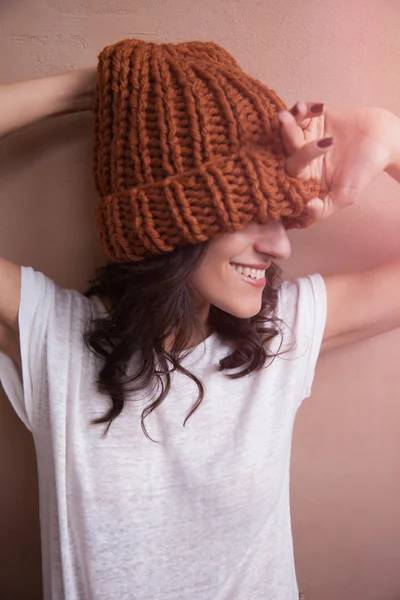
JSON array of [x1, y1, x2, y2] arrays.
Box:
[[164, 300, 212, 351]]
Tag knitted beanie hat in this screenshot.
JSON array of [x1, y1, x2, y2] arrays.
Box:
[[93, 39, 325, 262]]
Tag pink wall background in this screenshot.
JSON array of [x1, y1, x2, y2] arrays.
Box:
[[1, 1, 400, 598]]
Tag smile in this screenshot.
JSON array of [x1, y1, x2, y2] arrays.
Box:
[[230, 263, 268, 288], [231, 264, 266, 280]]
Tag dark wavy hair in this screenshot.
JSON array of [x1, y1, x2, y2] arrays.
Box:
[[84, 242, 284, 438]]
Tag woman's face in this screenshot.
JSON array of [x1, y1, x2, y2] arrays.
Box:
[[191, 220, 292, 319]]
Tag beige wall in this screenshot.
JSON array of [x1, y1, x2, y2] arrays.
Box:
[[1, 1, 400, 598]]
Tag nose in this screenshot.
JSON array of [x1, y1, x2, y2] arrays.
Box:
[[254, 221, 291, 261]]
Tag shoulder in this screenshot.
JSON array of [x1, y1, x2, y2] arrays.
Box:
[[18, 266, 104, 335], [272, 274, 327, 359], [276, 274, 326, 323]]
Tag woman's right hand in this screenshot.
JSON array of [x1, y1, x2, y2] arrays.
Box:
[[58, 67, 98, 116]]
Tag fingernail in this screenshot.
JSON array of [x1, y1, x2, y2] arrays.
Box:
[[311, 103, 324, 113], [290, 103, 299, 117], [317, 137, 333, 148]]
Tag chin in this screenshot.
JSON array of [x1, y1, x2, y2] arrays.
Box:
[[219, 300, 263, 319]]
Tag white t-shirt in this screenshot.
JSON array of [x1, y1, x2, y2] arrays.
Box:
[[0, 266, 327, 600]]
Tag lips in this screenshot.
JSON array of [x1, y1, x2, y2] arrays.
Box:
[[229, 263, 268, 288], [230, 262, 270, 270], [231, 264, 266, 280]]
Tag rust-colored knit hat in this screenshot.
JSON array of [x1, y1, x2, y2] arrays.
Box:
[[94, 39, 324, 262]]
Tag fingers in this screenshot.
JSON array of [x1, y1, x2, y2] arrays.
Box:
[[306, 198, 327, 220], [286, 137, 333, 178], [279, 101, 325, 152], [278, 111, 304, 154], [278, 100, 330, 176], [290, 101, 325, 126], [306, 196, 338, 221]]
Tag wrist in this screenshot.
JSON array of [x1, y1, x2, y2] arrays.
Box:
[[0, 68, 96, 138], [51, 68, 97, 117]]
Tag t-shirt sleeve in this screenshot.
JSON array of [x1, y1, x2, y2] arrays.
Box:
[[0, 266, 96, 431], [276, 273, 327, 404]]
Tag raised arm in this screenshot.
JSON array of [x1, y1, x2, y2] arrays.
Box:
[[0, 68, 96, 363], [322, 111, 400, 352], [279, 103, 400, 352], [0, 68, 96, 138]]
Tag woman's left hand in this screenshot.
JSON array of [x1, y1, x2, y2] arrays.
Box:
[[278, 102, 392, 220]]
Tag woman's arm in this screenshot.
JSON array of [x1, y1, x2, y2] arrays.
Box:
[[0, 68, 96, 362], [279, 105, 400, 352], [0, 67, 97, 139], [322, 110, 400, 351]]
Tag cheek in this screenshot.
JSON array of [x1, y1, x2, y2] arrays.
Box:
[[191, 261, 264, 319], [191, 259, 227, 301]]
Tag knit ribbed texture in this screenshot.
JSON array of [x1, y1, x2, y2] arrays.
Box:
[[94, 39, 325, 262]]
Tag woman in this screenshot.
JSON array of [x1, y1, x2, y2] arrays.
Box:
[[0, 39, 399, 600]]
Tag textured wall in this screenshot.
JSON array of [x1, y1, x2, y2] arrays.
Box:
[[1, 1, 400, 599]]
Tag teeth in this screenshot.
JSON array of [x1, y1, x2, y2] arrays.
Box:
[[231, 264, 266, 280]]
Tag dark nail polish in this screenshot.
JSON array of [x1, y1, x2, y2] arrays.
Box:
[[317, 137, 333, 148], [290, 103, 299, 117], [311, 103, 324, 113]]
